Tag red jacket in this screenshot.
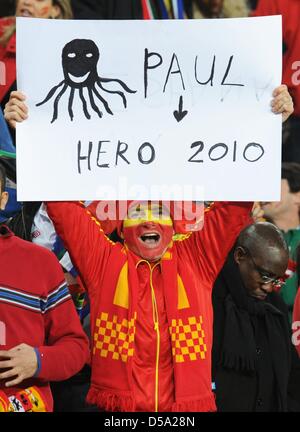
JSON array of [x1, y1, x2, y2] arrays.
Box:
[[252, 0, 300, 117], [0, 226, 90, 412], [0, 17, 16, 103], [47, 201, 252, 412]]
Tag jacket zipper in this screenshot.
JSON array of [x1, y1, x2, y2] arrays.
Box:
[[149, 262, 160, 412]]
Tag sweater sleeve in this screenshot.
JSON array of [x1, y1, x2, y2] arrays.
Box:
[[190, 201, 253, 283], [46, 201, 115, 297], [35, 254, 90, 382]]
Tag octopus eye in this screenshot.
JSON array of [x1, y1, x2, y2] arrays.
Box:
[[86, 53, 93, 58], [68, 53, 76, 58]]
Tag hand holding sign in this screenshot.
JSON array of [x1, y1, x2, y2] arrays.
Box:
[[5, 85, 293, 134], [4, 91, 28, 129], [271, 85, 294, 123]]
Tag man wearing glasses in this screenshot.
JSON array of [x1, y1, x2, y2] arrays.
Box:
[[212, 222, 293, 412]]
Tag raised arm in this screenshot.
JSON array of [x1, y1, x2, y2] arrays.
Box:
[[46, 201, 115, 297], [251, 0, 279, 17], [188, 201, 253, 283]]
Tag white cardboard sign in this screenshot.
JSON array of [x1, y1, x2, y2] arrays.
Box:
[[16, 16, 282, 201]]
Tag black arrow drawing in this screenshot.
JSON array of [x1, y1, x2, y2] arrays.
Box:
[[173, 96, 188, 122]]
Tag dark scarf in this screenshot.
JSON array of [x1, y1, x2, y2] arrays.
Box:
[[213, 252, 291, 411]]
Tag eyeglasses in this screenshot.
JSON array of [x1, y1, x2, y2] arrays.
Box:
[[241, 247, 284, 288]]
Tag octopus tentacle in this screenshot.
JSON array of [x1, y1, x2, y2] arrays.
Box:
[[88, 87, 103, 118], [51, 84, 68, 124], [97, 80, 127, 108], [36, 80, 65, 107], [92, 86, 113, 115], [79, 88, 91, 120], [68, 88, 75, 121], [99, 77, 136, 94]]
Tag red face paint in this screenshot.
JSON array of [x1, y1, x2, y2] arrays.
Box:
[[123, 222, 173, 262], [40, 6, 50, 17], [16, 2, 52, 18]]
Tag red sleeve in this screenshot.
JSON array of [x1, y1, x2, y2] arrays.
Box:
[[251, 0, 279, 17], [46, 201, 115, 298], [35, 253, 90, 382], [189, 201, 252, 283]]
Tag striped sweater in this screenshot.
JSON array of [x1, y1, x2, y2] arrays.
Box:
[[0, 226, 89, 411]]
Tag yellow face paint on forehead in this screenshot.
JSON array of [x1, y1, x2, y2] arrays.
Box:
[[123, 204, 173, 228]]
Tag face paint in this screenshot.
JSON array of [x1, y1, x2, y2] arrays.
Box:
[[16, 1, 54, 19], [40, 6, 51, 17], [123, 203, 173, 228], [123, 203, 173, 261]]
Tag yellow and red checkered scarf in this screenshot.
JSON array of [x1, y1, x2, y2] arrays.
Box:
[[86, 242, 216, 412]]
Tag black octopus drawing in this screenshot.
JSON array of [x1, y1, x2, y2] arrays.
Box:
[[36, 39, 136, 123]]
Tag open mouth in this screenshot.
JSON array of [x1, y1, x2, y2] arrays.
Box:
[[139, 232, 161, 247], [68, 72, 90, 84], [20, 8, 33, 17]]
